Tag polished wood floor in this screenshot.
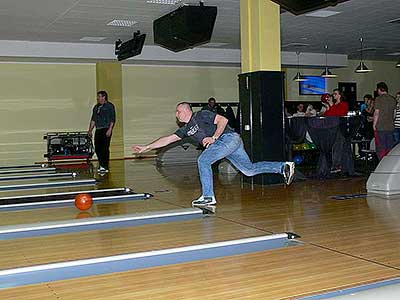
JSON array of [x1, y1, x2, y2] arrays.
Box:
[[1, 159, 399, 299]]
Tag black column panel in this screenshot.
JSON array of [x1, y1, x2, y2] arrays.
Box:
[[238, 71, 286, 185]]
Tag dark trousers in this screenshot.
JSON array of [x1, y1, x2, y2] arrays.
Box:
[[375, 130, 394, 160], [95, 128, 111, 168], [332, 131, 345, 169]]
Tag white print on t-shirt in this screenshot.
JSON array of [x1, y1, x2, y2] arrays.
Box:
[[187, 124, 199, 136]]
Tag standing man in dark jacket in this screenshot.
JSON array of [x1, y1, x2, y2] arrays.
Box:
[[88, 91, 116, 173]]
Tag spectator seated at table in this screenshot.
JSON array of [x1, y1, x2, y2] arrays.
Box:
[[293, 103, 306, 117], [305, 104, 317, 117]]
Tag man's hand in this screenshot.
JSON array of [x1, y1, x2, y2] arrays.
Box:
[[132, 145, 149, 153], [88, 130, 93, 138], [202, 137, 216, 148], [106, 128, 113, 137]]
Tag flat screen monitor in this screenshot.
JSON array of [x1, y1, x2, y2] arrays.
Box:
[[299, 76, 327, 95]]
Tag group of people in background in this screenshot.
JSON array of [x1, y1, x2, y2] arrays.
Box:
[[88, 83, 399, 184], [287, 82, 400, 161], [288, 88, 349, 118], [353, 82, 400, 160]]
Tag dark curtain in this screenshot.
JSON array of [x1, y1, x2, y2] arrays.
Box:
[[307, 117, 340, 177], [286, 116, 360, 177]]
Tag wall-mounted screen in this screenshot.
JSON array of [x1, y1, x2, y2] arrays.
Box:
[[299, 76, 327, 95]]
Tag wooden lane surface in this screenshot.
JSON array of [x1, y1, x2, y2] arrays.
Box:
[[0, 198, 176, 226], [201, 178, 400, 269], [0, 217, 265, 269], [140, 160, 400, 269], [0, 245, 399, 300], [1, 160, 400, 299], [0, 185, 96, 198], [95, 161, 400, 270]]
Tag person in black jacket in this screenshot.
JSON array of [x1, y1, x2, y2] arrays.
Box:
[[88, 91, 116, 173]]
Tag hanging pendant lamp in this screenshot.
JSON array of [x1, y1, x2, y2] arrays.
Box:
[[355, 37, 373, 73], [293, 51, 307, 82], [321, 45, 337, 78]]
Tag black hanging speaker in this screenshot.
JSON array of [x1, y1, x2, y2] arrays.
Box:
[[272, 0, 350, 15], [153, 4, 217, 52]]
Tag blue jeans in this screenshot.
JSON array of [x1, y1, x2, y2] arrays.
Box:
[[197, 132, 285, 197], [394, 128, 400, 145]]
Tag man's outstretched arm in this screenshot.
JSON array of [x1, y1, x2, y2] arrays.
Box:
[[132, 134, 181, 153]]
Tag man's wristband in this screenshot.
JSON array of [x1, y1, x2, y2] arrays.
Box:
[[212, 135, 218, 141]]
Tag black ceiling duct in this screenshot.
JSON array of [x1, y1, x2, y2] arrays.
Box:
[[153, 3, 217, 52], [272, 0, 350, 15]]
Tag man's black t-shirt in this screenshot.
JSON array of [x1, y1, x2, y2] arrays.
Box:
[[174, 110, 234, 144]]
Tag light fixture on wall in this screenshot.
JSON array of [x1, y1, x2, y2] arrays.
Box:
[[355, 37, 373, 73], [293, 51, 307, 82], [321, 45, 337, 78]]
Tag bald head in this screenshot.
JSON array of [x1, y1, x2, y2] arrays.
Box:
[[176, 102, 192, 111], [176, 102, 193, 123]]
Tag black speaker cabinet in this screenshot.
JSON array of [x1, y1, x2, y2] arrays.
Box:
[[153, 5, 217, 52], [271, 0, 350, 15], [238, 71, 286, 185]]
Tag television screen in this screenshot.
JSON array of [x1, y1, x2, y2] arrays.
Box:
[[299, 76, 327, 95]]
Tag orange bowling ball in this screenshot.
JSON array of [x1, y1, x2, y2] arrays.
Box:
[[74, 193, 93, 211]]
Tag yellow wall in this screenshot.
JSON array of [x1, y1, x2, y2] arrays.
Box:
[[96, 62, 124, 159], [122, 65, 240, 156], [0, 60, 397, 164], [0, 63, 96, 164], [285, 60, 400, 102]]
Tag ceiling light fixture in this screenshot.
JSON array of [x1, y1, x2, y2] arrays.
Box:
[[321, 45, 337, 78], [146, 0, 181, 4], [305, 10, 341, 18], [107, 20, 137, 27], [79, 37, 106, 42], [355, 37, 373, 73], [293, 51, 307, 82]]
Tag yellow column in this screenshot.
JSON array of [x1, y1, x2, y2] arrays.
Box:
[[96, 62, 124, 159], [240, 0, 281, 73]]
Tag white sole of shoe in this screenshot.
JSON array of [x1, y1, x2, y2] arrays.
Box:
[[286, 163, 295, 185]]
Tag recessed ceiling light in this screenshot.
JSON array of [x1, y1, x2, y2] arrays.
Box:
[[201, 42, 229, 47], [107, 20, 137, 27], [146, 0, 181, 4], [386, 52, 400, 56], [305, 10, 341, 18], [79, 37, 107, 42], [281, 43, 310, 48], [356, 47, 378, 52], [387, 17, 400, 24]]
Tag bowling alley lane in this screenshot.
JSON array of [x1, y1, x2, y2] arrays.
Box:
[[0, 215, 265, 270], [0, 197, 177, 226]]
